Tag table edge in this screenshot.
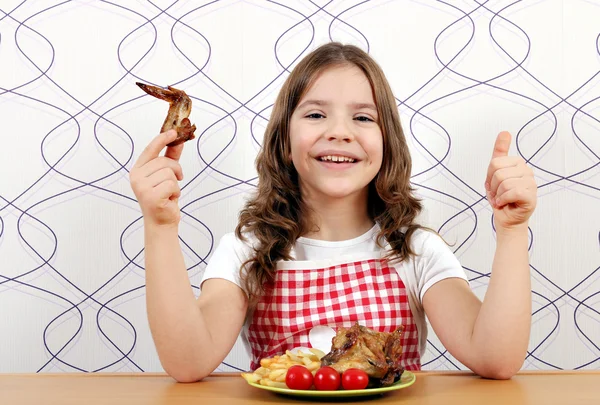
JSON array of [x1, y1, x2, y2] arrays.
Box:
[[1, 370, 598, 378]]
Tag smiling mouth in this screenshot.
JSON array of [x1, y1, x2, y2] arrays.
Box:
[[317, 155, 358, 163]]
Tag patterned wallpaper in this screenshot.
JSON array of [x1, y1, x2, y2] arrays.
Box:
[[1, 0, 598, 373]]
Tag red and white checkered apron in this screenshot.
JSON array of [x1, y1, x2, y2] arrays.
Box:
[[247, 256, 421, 371]]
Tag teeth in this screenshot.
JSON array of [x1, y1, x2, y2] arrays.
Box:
[[319, 155, 355, 163]]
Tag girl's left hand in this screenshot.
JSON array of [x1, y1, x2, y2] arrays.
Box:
[[485, 131, 537, 231]]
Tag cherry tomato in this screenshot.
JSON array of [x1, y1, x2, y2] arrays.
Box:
[[314, 366, 341, 391], [342, 368, 369, 390], [285, 365, 313, 390]]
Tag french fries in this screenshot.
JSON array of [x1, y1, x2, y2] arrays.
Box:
[[241, 348, 326, 389]]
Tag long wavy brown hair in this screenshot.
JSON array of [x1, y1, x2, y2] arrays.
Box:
[[236, 42, 425, 305]]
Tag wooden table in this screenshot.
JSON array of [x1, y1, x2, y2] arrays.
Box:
[[2, 371, 598, 404]]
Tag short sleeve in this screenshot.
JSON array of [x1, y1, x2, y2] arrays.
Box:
[[411, 230, 469, 301], [200, 232, 253, 296]]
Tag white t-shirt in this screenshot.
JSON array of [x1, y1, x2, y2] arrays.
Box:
[[200, 223, 468, 363]]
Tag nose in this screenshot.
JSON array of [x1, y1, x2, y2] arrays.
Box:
[[325, 117, 355, 143]]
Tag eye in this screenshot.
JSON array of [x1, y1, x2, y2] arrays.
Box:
[[355, 116, 374, 122], [305, 113, 325, 119]]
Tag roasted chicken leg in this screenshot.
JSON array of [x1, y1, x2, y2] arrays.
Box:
[[321, 323, 404, 387], [136, 82, 197, 147]]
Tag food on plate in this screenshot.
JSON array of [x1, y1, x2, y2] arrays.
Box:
[[313, 366, 341, 391], [341, 368, 369, 390], [285, 365, 313, 390], [242, 323, 406, 391], [240, 348, 325, 389], [320, 323, 404, 387], [136, 82, 196, 147]]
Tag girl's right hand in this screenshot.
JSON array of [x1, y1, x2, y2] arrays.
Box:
[[130, 129, 185, 227]]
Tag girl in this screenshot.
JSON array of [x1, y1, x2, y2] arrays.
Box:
[[129, 42, 537, 382]]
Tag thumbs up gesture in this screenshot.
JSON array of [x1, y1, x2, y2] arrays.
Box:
[[485, 131, 537, 231]]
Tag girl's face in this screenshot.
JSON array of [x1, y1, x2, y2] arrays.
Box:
[[289, 64, 383, 202]]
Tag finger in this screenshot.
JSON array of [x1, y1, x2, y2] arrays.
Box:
[[495, 185, 534, 209], [133, 129, 178, 169], [494, 177, 524, 200], [139, 157, 183, 181], [497, 176, 537, 200], [165, 142, 185, 161], [147, 167, 179, 188], [489, 166, 525, 197], [485, 156, 523, 191], [492, 131, 512, 159], [153, 179, 181, 201]]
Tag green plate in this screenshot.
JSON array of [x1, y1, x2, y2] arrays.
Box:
[[247, 371, 416, 398]]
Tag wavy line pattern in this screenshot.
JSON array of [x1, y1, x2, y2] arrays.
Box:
[[0, 0, 598, 373]]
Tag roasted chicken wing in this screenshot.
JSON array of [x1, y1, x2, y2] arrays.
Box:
[[321, 323, 404, 387], [136, 82, 197, 147]]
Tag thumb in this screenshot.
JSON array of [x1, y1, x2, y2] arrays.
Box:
[[491, 131, 512, 159]]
